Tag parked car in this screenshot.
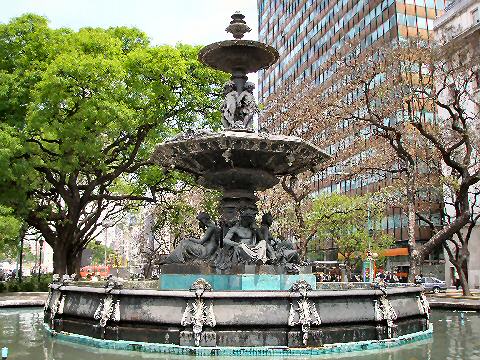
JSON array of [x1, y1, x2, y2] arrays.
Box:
[[420, 276, 447, 293]]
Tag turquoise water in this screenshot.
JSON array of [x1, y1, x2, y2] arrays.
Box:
[[0, 308, 479, 359]]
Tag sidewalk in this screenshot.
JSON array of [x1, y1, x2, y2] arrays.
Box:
[[0, 292, 48, 308], [427, 289, 480, 311]]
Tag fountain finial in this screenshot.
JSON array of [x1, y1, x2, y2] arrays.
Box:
[[225, 12, 251, 39]]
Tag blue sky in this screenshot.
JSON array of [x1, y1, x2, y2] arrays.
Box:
[[0, 0, 259, 45]]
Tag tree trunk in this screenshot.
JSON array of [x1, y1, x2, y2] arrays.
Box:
[[406, 177, 419, 283], [345, 260, 352, 282], [67, 251, 82, 278], [53, 242, 68, 277], [143, 260, 153, 279], [458, 265, 471, 296]]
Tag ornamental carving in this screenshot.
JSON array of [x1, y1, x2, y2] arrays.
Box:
[[288, 280, 321, 346], [374, 295, 398, 338], [181, 279, 216, 346], [94, 295, 121, 329], [417, 293, 431, 324], [49, 293, 66, 328]]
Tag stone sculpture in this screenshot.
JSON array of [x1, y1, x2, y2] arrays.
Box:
[[260, 212, 300, 265], [289, 280, 321, 346], [181, 278, 216, 347], [220, 79, 258, 130], [221, 81, 238, 129], [161, 212, 220, 264], [214, 209, 275, 269], [237, 81, 258, 129]]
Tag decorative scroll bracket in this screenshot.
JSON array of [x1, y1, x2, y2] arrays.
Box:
[[93, 276, 123, 338], [417, 293, 431, 326], [181, 278, 216, 347], [49, 293, 66, 328], [374, 295, 398, 338], [94, 295, 121, 328], [288, 280, 321, 346]]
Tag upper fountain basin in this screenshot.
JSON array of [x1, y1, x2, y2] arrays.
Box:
[[151, 130, 329, 191], [199, 40, 279, 74]]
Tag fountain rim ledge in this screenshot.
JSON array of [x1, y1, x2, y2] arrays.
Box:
[[43, 322, 433, 357]]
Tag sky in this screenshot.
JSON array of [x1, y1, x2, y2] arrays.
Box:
[[0, 0, 260, 92], [0, 0, 259, 44]]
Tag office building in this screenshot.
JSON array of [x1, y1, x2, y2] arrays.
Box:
[[257, 0, 447, 275]]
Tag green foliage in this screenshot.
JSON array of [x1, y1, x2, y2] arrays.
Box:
[[306, 193, 394, 271], [0, 205, 21, 248], [200, 189, 221, 220], [0, 274, 53, 292], [0, 14, 229, 273], [86, 240, 115, 265]]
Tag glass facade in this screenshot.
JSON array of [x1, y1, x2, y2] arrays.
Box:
[[258, 0, 445, 101], [258, 0, 445, 244]]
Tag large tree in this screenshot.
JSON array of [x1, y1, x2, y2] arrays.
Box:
[[0, 15, 227, 275], [306, 193, 393, 278], [262, 40, 479, 286]]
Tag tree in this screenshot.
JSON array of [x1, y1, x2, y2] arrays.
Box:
[[0, 15, 228, 275], [423, 187, 480, 295], [262, 39, 480, 284], [86, 240, 115, 265], [306, 193, 393, 278]]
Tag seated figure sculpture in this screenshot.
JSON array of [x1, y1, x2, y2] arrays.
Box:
[[260, 212, 300, 265], [161, 212, 219, 264], [214, 209, 275, 270]]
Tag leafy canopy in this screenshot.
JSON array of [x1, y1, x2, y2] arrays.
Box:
[[0, 14, 228, 271], [306, 193, 393, 263]]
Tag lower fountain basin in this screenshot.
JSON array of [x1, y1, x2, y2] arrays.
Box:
[[44, 283, 430, 349]]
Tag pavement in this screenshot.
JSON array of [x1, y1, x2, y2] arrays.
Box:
[[0, 292, 48, 308], [426, 289, 480, 311]]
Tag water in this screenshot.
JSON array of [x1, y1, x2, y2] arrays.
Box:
[[1, 308, 479, 360]]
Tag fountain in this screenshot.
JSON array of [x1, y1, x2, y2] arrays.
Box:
[[43, 13, 432, 356]]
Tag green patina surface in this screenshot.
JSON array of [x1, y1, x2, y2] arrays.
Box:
[[44, 323, 433, 357], [158, 274, 317, 290]]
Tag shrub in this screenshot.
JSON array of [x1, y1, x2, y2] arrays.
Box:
[[0, 282, 6, 292], [37, 274, 53, 292], [19, 278, 36, 292], [6, 281, 19, 292]]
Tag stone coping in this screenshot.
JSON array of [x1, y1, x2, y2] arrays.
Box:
[[62, 280, 419, 290], [0, 299, 46, 308], [43, 323, 433, 357], [50, 284, 422, 298]]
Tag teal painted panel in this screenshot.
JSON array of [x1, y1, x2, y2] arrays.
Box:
[[240, 274, 282, 290], [282, 274, 317, 290], [158, 273, 317, 291]]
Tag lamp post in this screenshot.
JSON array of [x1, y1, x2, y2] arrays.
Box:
[[37, 238, 44, 282], [18, 236, 24, 283]]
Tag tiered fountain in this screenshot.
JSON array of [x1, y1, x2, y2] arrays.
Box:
[[43, 13, 432, 356]]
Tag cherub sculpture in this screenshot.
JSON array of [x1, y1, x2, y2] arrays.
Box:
[[221, 81, 238, 129], [237, 81, 258, 129]]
